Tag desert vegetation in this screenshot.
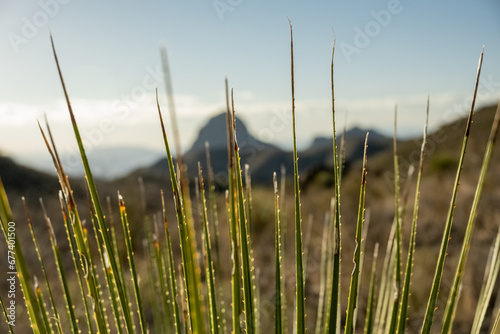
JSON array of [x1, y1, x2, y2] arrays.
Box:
[[1, 25, 499, 334]]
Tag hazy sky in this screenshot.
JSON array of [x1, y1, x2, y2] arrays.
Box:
[[1, 1, 499, 159]]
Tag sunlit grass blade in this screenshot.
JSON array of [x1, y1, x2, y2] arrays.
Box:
[[441, 101, 500, 333], [303, 214, 314, 279], [107, 196, 128, 299], [354, 208, 370, 326], [205, 142, 222, 280], [231, 91, 256, 333], [0, 182, 47, 333], [23, 198, 64, 334], [58, 193, 94, 333], [50, 35, 135, 332], [0, 290, 15, 333], [161, 190, 183, 334], [156, 90, 205, 334], [490, 305, 500, 334], [315, 211, 330, 334], [373, 217, 396, 334], [471, 224, 500, 334], [274, 172, 283, 334], [344, 133, 369, 334], [117, 193, 147, 334], [245, 164, 259, 333], [152, 214, 174, 332], [325, 35, 342, 334], [387, 105, 402, 334], [205, 142, 227, 334], [197, 163, 219, 334], [84, 186, 124, 334], [288, 19, 306, 334], [364, 243, 379, 334], [396, 99, 430, 334], [225, 79, 242, 334], [34, 276, 52, 333], [420, 48, 484, 334], [279, 164, 287, 333], [37, 198, 76, 333], [143, 214, 165, 333]]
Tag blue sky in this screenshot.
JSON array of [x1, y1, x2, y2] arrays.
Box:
[[1, 1, 499, 160]]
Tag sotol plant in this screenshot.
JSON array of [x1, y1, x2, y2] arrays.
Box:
[[1, 26, 499, 334]]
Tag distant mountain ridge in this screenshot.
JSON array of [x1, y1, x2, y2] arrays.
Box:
[[144, 113, 392, 185]]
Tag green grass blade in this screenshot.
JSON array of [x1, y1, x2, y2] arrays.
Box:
[[274, 173, 283, 334], [441, 101, 500, 333], [231, 91, 256, 333], [50, 35, 135, 332], [279, 164, 287, 334], [197, 164, 219, 334], [344, 133, 369, 334], [205, 142, 227, 334], [34, 277, 53, 333], [39, 121, 106, 333], [24, 199, 64, 334], [161, 190, 183, 334], [58, 193, 94, 333], [288, 19, 306, 334], [397, 100, 430, 333], [118, 194, 147, 334], [420, 48, 484, 334], [225, 79, 242, 334], [387, 105, 402, 334], [315, 212, 330, 334], [364, 243, 379, 334], [0, 290, 15, 333], [325, 35, 343, 334], [38, 199, 78, 333], [0, 182, 47, 333], [471, 224, 500, 334], [156, 90, 205, 334]]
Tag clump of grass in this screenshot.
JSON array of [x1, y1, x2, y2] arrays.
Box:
[[0, 28, 499, 334]]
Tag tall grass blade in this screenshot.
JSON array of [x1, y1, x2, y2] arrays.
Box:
[[420, 48, 484, 334], [325, 35, 342, 334], [118, 193, 147, 334], [23, 198, 63, 334], [344, 133, 369, 334], [288, 19, 306, 334], [161, 190, 183, 334], [397, 99, 430, 333], [37, 198, 76, 333], [442, 101, 500, 333], [231, 91, 256, 333], [50, 35, 135, 332], [386, 105, 402, 334], [471, 224, 500, 334], [225, 79, 242, 334], [0, 181, 47, 333], [197, 163, 220, 334], [34, 276, 52, 333], [205, 142, 227, 334], [279, 164, 287, 333], [364, 243, 379, 334], [58, 192, 94, 333], [0, 290, 15, 333], [315, 211, 330, 334], [274, 172, 283, 334], [156, 90, 205, 334]]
